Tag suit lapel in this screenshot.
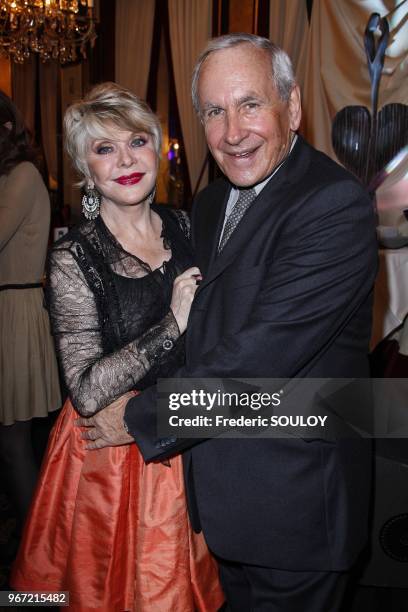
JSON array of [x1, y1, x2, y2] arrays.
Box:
[[207, 184, 231, 269], [197, 137, 310, 293], [193, 181, 230, 274], [196, 180, 285, 292], [196, 136, 310, 295], [197, 137, 311, 293]]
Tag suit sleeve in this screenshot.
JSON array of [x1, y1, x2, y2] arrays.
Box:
[[125, 180, 378, 460]]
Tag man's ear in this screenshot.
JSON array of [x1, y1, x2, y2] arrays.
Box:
[[288, 85, 301, 132], [3, 121, 12, 131]]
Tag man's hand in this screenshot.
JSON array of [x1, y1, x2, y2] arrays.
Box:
[[76, 392, 135, 450]]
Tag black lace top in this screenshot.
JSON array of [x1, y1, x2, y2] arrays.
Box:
[[45, 205, 193, 416]]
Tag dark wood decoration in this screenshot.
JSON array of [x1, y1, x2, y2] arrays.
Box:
[[146, 0, 163, 112], [89, 0, 115, 85], [255, 0, 270, 37], [306, 0, 314, 22], [213, 0, 229, 36]]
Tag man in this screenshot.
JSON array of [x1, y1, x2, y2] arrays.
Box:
[[79, 34, 377, 611]]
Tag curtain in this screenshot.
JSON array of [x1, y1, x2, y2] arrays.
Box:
[[12, 57, 36, 137], [168, 0, 212, 194], [269, 0, 310, 90], [115, 0, 155, 98], [61, 64, 84, 220], [39, 62, 59, 189], [302, 0, 408, 159]]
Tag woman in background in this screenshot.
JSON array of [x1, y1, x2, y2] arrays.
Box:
[[12, 83, 223, 611], [0, 91, 61, 542]]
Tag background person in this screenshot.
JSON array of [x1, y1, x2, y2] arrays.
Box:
[[0, 91, 61, 547]]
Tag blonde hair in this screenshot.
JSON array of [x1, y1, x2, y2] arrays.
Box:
[[64, 82, 162, 185]]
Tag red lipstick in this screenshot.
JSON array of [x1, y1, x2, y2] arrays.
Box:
[[114, 172, 145, 185]]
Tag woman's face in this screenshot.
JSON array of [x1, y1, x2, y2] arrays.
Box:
[[85, 125, 158, 209]]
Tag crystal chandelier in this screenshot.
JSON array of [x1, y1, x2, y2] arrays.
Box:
[[0, 0, 97, 64]]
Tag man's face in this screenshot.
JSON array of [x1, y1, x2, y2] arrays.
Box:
[[197, 44, 301, 187]]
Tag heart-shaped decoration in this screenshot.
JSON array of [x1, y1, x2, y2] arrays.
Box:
[[332, 103, 408, 184]]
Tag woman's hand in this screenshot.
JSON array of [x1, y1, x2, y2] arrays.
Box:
[[76, 391, 136, 449], [170, 266, 202, 334]]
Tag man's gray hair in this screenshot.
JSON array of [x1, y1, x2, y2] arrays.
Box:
[[191, 33, 296, 114]]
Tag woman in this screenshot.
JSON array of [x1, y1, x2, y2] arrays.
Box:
[[0, 92, 61, 542], [12, 83, 223, 611]]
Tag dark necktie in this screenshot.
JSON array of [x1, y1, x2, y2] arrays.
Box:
[[218, 187, 257, 253]]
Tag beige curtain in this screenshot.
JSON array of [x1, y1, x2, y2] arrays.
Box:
[[61, 64, 83, 220], [302, 0, 408, 158], [39, 62, 59, 189], [12, 57, 36, 137], [115, 0, 155, 98], [269, 0, 309, 90], [168, 0, 212, 194]]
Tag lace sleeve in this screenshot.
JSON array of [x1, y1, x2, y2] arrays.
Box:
[[47, 246, 180, 416]]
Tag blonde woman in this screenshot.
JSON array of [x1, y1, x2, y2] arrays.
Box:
[[12, 83, 223, 611]]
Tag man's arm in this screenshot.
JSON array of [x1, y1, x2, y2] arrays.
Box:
[[124, 180, 377, 460], [82, 180, 376, 458]]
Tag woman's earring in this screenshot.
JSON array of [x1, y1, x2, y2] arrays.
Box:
[[82, 181, 100, 220], [146, 187, 156, 206]]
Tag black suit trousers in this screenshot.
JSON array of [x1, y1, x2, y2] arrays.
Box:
[[217, 557, 348, 612]]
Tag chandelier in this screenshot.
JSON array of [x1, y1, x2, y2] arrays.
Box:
[[0, 0, 97, 64]]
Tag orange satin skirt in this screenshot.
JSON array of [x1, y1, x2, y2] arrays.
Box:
[[11, 399, 224, 611]]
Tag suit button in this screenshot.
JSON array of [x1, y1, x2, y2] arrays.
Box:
[[163, 339, 173, 351]]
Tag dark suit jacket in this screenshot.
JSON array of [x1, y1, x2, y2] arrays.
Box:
[[125, 136, 378, 571]]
